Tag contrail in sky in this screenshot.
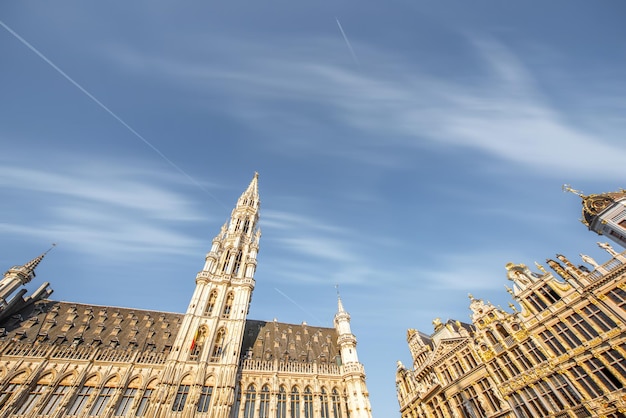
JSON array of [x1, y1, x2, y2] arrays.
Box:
[[274, 288, 324, 324], [335, 18, 360, 68], [0, 19, 226, 208]]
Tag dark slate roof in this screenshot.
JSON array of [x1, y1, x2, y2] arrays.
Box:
[[0, 300, 339, 364], [242, 320, 340, 364], [0, 300, 183, 353]]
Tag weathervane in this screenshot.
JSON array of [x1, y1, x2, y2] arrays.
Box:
[[562, 184, 584, 197]]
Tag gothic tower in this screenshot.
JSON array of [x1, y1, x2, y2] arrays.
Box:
[[334, 295, 372, 418], [152, 173, 261, 418]]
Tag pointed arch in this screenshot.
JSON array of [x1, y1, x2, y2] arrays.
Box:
[[331, 388, 342, 418], [303, 386, 313, 418], [40, 374, 74, 416], [67, 374, 99, 415], [135, 378, 157, 417], [233, 251, 243, 275], [89, 375, 119, 416], [243, 384, 256, 418], [222, 292, 234, 318], [171, 374, 193, 412], [190, 325, 208, 360], [210, 328, 227, 362], [15, 372, 55, 415], [276, 385, 287, 418], [114, 377, 141, 416], [205, 290, 218, 316], [290, 386, 301, 418], [259, 384, 270, 418], [320, 387, 330, 418]]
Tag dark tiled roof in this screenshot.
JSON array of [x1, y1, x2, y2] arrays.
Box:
[[0, 300, 182, 353], [242, 320, 340, 364]]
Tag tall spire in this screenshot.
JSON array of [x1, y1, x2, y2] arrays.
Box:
[[236, 172, 260, 209]]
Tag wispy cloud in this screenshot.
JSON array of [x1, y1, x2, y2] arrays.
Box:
[[0, 155, 206, 258], [106, 35, 625, 178]]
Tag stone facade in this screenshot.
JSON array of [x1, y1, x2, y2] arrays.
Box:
[[397, 243, 626, 417], [0, 174, 373, 418]]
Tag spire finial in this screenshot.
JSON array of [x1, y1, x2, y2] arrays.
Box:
[[335, 284, 346, 313], [562, 184, 584, 197]]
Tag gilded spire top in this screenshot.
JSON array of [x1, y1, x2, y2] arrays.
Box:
[[563, 185, 626, 226]]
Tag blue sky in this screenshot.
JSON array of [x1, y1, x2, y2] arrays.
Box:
[[1, 2, 625, 416]]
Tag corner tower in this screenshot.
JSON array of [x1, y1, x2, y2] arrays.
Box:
[[564, 185, 626, 248], [334, 295, 373, 418], [153, 173, 261, 418]]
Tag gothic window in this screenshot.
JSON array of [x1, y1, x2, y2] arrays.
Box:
[[259, 385, 270, 418], [233, 251, 243, 275], [190, 326, 207, 360], [15, 384, 46, 415], [197, 386, 213, 413], [114, 377, 140, 416], [319, 387, 329, 418], [566, 312, 599, 340], [136, 383, 155, 417], [40, 384, 69, 415], [211, 328, 226, 362], [221, 250, 231, 273], [0, 372, 26, 409], [243, 384, 256, 418], [331, 388, 342, 418], [277, 386, 287, 418], [583, 304, 617, 331], [585, 358, 623, 391], [290, 386, 300, 418], [205, 291, 218, 316], [90, 378, 117, 416], [222, 293, 234, 318], [243, 219, 250, 233], [539, 329, 567, 355], [303, 387, 313, 418], [569, 365, 603, 398], [67, 385, 94, 415], [606, 287, 626, 310], [172, 384, 190, 412]]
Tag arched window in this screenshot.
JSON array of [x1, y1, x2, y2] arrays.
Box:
[[90, 376, 119, 416], [197, 385, 213, 413], [136, 379, 156, 417], [15, 372, 55, 415], [290, 386, 300, 418], [40, 375, 72, 415], [243, 384, 256, 418], [485, 330, 498, 345], [259, 385, 270, 418], [320, 387, 329, 418], [172, 384, 190, 412], [222, 293, 234, 318], [496, 323, 509, 338], [211, 328, 226, 362], [0, 371, 27, 410], [190, 327, 208, 360], [233, 251, 243, 275], [67, 375, 98, 415], [205, 291, 218, 316], [331, 388, 342, 418], [114, 377, 140, 416], [276, 386, 287, 418], [303, 387, 313, 418], [220, 250, 231, 273]]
